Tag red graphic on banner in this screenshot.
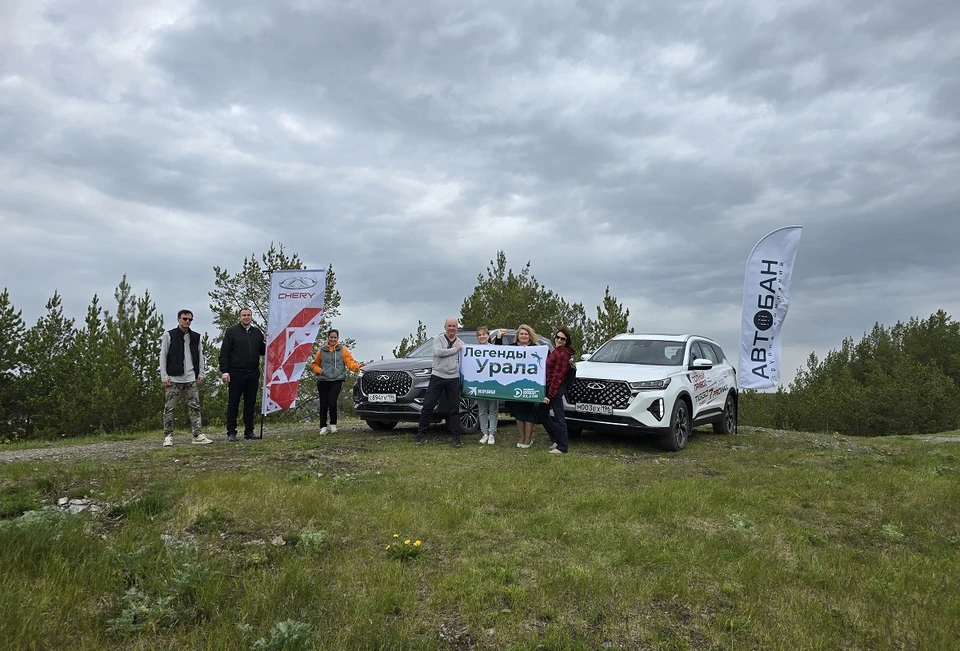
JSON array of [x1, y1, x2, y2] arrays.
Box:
[[264, 306, 323, 410]]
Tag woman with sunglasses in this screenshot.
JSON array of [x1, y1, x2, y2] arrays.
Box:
[[541, 326, 575, 454]]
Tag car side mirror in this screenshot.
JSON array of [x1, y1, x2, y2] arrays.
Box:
[[580, 353, 592, 361], [691, 358, 713, 370]]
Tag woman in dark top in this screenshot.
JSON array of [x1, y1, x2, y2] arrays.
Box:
[[541, 326, 575, 454]]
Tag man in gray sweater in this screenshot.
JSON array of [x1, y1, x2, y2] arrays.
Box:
[[416, 317, 464, 447]]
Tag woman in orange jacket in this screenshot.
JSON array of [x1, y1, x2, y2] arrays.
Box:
[[311, 329, 364, 434]]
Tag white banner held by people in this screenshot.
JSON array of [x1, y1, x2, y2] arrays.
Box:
[[263, 269, 326, 414], [460, 344, 548, 402], [738, 226, 802, 390]]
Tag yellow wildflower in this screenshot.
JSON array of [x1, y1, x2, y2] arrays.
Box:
[[414, 540, 422, 547], [393, 533, 399, 538], [404, 539, 411, 545]]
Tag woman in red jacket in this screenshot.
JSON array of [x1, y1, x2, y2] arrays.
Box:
[[541, 326, 575, 454]]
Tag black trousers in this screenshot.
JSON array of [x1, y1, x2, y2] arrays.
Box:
[[316, 379, 344, 426], [417, 376, 461, 441], [538, 387, 569, 453], [226, 370, 260, 436]]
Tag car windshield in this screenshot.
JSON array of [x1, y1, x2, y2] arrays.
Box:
[[405, 331, 553, 358], [406, 332, 481, 358], [589, 339, 685, 366]]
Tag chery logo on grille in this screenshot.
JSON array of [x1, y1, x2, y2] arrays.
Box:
[[587, 382, 605, 391], [278, 276, 318, 290]]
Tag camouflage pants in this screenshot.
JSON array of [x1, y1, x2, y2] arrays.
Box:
[[163, 381, 203, 438]]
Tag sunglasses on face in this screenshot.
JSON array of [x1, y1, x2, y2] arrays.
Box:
[[555, 335, 567, 341], [181, 317, 193, 322]]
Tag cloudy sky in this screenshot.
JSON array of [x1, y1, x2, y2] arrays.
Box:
[[2, 0, 958, 386]]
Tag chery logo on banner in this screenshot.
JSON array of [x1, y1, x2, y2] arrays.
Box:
[[738, 226, 802, 390], [262, 269, 326, 414], [277, 275, 319, 300]]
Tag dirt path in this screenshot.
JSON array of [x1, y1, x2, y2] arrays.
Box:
[[2, 425, 957, 466], [0, 422, 378, 465], [914, 434, 960, 443]]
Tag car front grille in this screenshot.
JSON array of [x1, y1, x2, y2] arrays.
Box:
[[362, 404, 416, 414], [567, 378, 632, 409], [361, 371, 412, 396]]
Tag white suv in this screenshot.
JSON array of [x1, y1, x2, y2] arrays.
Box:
[[563, 334, 737, 451]]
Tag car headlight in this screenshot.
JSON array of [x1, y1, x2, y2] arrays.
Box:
[[412, 368, 432, 377], [629, 378, 671, 390]]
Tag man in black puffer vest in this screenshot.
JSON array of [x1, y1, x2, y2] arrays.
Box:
[[219, 308, 266, 441], [159, 309, 212, 446]]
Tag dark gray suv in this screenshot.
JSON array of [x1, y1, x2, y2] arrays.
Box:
[[353, 328, 552, 433]]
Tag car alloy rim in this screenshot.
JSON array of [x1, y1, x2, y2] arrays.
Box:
[[460, 397, 479, 431], [675, 404, 689, 444]]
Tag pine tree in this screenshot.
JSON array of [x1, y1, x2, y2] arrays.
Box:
[[101, 277, 164, 431], [459, 251, 587, 349], [209, 242, 305, 335], [583, 286, 632, 353], [0, 288, 24, 378], [393, 320, 428, 358], [0, 289, 26, 439], [20, 292, 76, 436]]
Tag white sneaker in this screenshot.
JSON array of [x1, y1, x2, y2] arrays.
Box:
[[479, 434, 489, 444], [487, 434, 495, 445], [516, 442, 523, 448], [192, 434, 213, 445], [163, 436, 173, 447], [319, 426, 328, 435], [329, 424, 338, 433], [551, 443, 558, 450]]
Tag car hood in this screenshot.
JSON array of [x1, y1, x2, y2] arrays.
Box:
[[361, 357, 433, 373], [575, 361, 684, 382]]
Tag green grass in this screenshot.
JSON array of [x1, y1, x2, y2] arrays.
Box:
[[1, 423, 958, 650]]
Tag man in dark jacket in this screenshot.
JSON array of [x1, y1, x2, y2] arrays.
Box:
[[219, 308, 266, 441]]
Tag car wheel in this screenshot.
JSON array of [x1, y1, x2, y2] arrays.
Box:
[[365, 420, 398, 431], [458, 397, 480, 434], [567, 423, 583, 438], [712, 394, 737, 435], [660, 399, 690, 451]]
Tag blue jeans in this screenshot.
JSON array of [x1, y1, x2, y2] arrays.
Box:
[[477, 398, 499, 435]]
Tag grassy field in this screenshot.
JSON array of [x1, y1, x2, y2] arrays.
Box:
[[1, 421, 958, 650]]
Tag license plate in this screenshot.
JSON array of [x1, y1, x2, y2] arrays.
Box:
[[368, 393, 397, 403], [576, 403, 613, 415]]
